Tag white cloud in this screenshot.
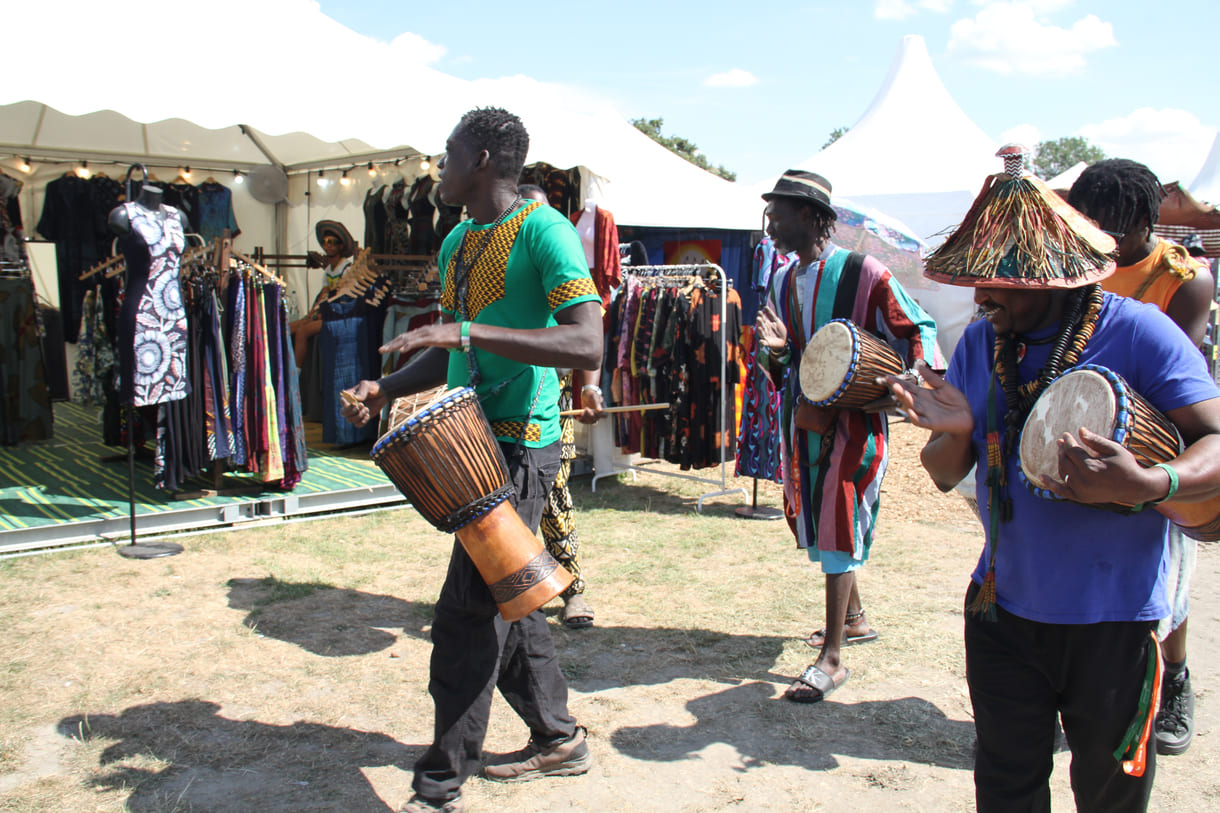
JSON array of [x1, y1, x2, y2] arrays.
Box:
[[999, 123, 1043, 149], [875, 0, 954, 20], [947, 2, 1116, 76], [703, 69, 758, 88], [1078, 108, 1217, 184], [388, 31, 447, 66]]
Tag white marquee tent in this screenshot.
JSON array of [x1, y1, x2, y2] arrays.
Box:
[[1190, 131, 1220, 206], [794, 35, 997, 354]]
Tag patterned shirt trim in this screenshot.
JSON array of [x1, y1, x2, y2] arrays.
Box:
[[441, 201, 543, 318], [490, 420, 542, 443], [548, 277, 599, 312]]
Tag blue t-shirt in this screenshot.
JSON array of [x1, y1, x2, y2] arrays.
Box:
[[947, 292, 1219, 624]]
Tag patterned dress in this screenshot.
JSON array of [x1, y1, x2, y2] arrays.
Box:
[[117, 201, 189, 407]]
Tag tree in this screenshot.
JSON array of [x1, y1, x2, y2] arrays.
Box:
[[822, 126, 850, 150], [631, 117, 737, 182], [1032, 136, 1106, 180]]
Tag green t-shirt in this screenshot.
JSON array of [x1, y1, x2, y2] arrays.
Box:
[[438, 201, 600, 447]]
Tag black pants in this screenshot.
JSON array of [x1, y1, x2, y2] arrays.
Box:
[[413, 441, 573, 801], [964, 582, 1157, 813]]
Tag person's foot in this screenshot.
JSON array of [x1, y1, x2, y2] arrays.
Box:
[[1156, 667, 1195, 755], [784, 663, 849, 703], [398, 793, 465, 813], [482, 725, 592, 782], [562, 594, 595, 629], [803, 609, 877, 649]]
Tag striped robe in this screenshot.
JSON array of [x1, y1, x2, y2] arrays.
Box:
[[766, 243, 938, 556]]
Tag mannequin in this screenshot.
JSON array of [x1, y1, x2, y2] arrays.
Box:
[[108, 173, 191, 410], [574, 199, 597, 270]]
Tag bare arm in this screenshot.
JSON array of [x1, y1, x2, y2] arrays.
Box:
[[1165, 268, 1215, 348], [380, 300, 603, 371]]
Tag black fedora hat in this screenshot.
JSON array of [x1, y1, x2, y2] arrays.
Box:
[[315, 220, 355, 256], [762, 169, 834, 216]]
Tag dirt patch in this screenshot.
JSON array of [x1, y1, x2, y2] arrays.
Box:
[[0, 421, 1217, 811]]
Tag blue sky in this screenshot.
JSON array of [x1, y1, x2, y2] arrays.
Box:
[[317, 0, 1218, 188]]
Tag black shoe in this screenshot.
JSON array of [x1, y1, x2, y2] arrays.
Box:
[[398, 794, 464, 813], [1156, 668, 1194, 756]]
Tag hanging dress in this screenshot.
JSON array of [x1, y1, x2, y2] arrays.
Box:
[[116, 201, 190, 406]]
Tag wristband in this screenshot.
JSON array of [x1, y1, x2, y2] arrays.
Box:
[[1150, 462, 1179, 504], [460, 320, 472, 351], [581, 384, 603, 400]]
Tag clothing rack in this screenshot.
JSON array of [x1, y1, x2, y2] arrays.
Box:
[[371, 253, 440, 294], [0, 258, 31, 278], [593, 262, 747, 511]]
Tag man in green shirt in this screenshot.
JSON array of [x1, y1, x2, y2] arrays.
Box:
[[341, 107, 602, 813]]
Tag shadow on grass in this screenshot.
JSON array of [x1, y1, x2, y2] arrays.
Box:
[[225, 577, 434, 657], [58, 700, 414, 813], [610, 682, 975, 772], [568, 473, 764, 519]]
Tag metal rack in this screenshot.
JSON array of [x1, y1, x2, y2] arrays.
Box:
[[591, 262, 747, 511]]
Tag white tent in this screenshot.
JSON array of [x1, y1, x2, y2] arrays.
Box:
[[1046, 161, 1089, 192], [794, 35, 996, 355], [1190, 131, 1220, 205]]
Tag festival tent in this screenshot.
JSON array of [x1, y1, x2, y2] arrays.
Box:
[[792, 34, 997, 355], [1190, 131, 1220, 206]]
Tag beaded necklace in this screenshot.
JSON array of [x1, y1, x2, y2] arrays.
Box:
[[970, 283, 1104, 619]]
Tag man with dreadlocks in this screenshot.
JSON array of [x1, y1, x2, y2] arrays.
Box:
[[341, 108, 602, 813], [886, 146, 1220, 811], [1069, 158, 1215, 758]]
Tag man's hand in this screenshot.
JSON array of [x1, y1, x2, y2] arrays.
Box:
[[340, 380, 386, 428], [754, 304, 789, 353], [1048, 427, 1170, 506], [380, 322, 463, 356], [578, 386, 606, 425], [883, 360, 974, 436]]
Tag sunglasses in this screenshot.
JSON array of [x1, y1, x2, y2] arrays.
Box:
[[322, 236, 343, 246]]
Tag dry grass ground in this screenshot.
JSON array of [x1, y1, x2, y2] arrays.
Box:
[[1, 422, 1218, 812]]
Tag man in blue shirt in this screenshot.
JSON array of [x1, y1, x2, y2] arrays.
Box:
[[886, 148, 1220, 811]]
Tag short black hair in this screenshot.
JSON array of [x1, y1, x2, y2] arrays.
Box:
[[1067, 158, 1164, 237], [517, 183, 547, 201], [455, 107, 530, 180]]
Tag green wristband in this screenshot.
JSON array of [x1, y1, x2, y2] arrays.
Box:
[[1151, 462, 1179, 504], [460, 320, 472, 352]]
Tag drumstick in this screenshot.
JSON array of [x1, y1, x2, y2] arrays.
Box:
[[340, 390, 362, 408], [558, 402, 672, 418]]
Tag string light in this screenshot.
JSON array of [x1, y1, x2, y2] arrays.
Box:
[[19, 157, 31, 173], [367, 161, 376, 177], [233, 169, 244, 184], [316, 170, 329, 188], [76, 160, 90, 178], [420, 156, 431, 171], [340, 169, 352, 187], [183, 165, 192, 180]]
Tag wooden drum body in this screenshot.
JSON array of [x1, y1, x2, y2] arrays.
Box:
[[799, 318, 906, 408], [1019, 364, 1220, 541], [370, 387, 572, 620]]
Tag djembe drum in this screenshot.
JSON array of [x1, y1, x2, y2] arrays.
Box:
[[799, 318, 907, 408], [1019, 364, 1220, 541], [370, 386, 573, 620]]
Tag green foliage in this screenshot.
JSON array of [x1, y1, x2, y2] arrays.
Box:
[[1033, 136, 1107, 180], [631, 117, 737, 182], [822, 126, 850, 150]]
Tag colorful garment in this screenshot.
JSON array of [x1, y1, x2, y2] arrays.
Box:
[[540, 372, 585, 598], [116, 201, 190, 406], [765, 243, 936, 556], [195, 181, 239, 243], [1104, 237, 1205, 313], [438, 201, 600, 448]]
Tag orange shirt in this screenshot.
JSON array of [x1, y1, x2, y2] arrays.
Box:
[[1103, 238, 1204, 312]]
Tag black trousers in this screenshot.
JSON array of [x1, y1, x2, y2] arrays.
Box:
[[964, 582, 1157, 813], [413, 441, 574, 802]]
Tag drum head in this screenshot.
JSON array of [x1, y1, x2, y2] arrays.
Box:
[[1019, 369, 1117, 489], [800, 321, 854, 402]]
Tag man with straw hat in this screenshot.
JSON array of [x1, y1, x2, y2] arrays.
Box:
[[754, 169, 938, 703], [886, 145, 1220, 810]]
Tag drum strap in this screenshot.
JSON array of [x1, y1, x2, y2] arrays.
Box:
[[831, 252, 867, 321]]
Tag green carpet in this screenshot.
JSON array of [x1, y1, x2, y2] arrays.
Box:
[[0, 401, 400, 539]]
